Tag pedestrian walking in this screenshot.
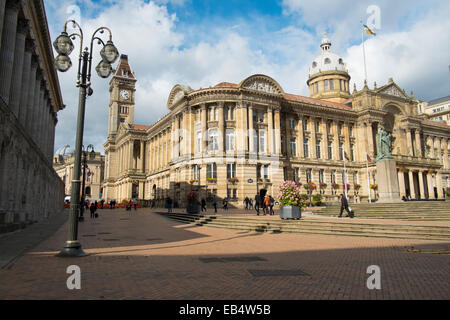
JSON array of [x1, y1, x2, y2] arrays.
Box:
[[89, 202, 96, 218], [263, 195, 270, 215], [249, 199, 253, 210], [244, 197, 249, 210], [338, 194, 352, 218], [269, 195, 275, 215], [254, 194, 260, 215], [201, 198, 207, 212], [167, 197, 173, 213], [127, 200, 132, 211], [100, 199, 105, 209], [213, 194, 218, 213], [133, 199, 138, 210], [223, 197, 228, 210]]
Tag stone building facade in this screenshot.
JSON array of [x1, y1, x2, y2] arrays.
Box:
[[53, 149, 105, 201], [0, 0, 65, 226], [103, 36, 450, 207], [418, 95, 450, 125]]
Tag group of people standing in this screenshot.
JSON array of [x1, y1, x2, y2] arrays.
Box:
[[246, 194, 275, 215]]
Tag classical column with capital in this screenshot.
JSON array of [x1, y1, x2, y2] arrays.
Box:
[[0, 0, 20, 104], [427, 171, 434, 199], [9, 19, 28, 118], [18, 39, 33, 126], [397, 169, 406, 197], [274, 108, 281, 155], [218, 102, 224, 154], [25, 56, 38, 135], [267, 106, 273, 155], [248, 104, 254, 153], [418, 171, 425, 199]]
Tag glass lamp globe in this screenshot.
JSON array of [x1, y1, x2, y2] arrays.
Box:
[[100, 40, 119, 64], [95, 60, 112, 78], [53, 32, 74, 56], [55, 54, 72, 72]]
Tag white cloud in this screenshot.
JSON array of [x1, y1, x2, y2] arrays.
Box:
[[48, 0, 450, 155]]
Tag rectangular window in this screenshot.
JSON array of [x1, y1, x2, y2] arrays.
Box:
[[208, 108, 213, 121], [208, 129, 218, 151], [316, 141, 321, 159], [315, 120, 320, 133], [289, 118, 296, 129], [257, 165, 262, 179], [294, 168, 300, 182], [226, 129, 235, 151], [230, 107, 234, 120], [329, 79, 334, 90], [339, 143, 343, 160], [253, 111, 257, 123], [225, 106, 229, 121], [338, 123, 343, 136], [331, 171, 336, 183], [340, 80, 343, 90], [290, 138, 296, 156], [315, 82, 319, 93], [326, 121, 331, 134], [319, 169, 324, 183], [196, 131, 202, 153], [227, 163, 236, 179], [259, 130, 266, 153], [264, 165, 269, 179], [324, 80, 329, 91], [207, 163, 217, 179], [350, 144, 355, 161], [253, 130, 258, 152], [306, 169, 312, 183], [259, 111, 264, 123], [214, 107, 218, 121], [302, 118, 308, 131], [328, 141, 333, 160], [349, 124, 353, 137], [281, 136, 285, 154], [192, 165, 200, 180], [303, 139, 309, 158]]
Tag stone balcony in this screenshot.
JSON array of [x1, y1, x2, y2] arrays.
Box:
[[393, 154, 441, 167]]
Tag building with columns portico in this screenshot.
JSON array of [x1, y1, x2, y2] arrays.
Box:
[[0, 0, 65, 227], [103, 35, 450, 207]]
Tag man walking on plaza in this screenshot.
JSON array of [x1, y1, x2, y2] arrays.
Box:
[[201, 198, 207, 212], [254, 194, 260, 215], [133, 199, 138, 210], [338, 194, 351, 218], [269, 195, 275, 215], [213, 194, 218, 213]]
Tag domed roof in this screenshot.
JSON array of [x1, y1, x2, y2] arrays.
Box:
[[309, 33, 348, 76]]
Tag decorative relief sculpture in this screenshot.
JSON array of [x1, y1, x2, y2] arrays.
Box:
[[172, 90, 184, 104], [243, 80, 278, 94], [380, 86, 407, 98], [376, 126, 394, 161]]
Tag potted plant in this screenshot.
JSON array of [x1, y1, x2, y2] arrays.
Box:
[[277, 180, 307, 219], [353, 183, 361, 195], [228, 177, 239, 183], [186, 190, 200, 214], [303, 182, 316, 207], [331, 182, 340, 195], [319, 182, 327, 194], [206, 177, 216, 183], [189, 178, 199, 184], [343, 183, 351, 192]]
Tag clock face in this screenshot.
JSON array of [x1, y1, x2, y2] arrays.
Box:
[[120, 90, 130, 100]]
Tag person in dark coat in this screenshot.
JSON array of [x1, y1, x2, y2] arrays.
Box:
[[339, 194, 351, 218], [213, 194, 218, 213], [244, 197, 249, 210], [89, 202, 96, 218], [201, 198, 207, 212], [269, 196, 275, 215], [254, 194, 261, 215]]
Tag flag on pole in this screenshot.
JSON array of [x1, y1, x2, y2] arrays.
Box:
[[366, 154, 373, 162], [363, 24, 376, 36]]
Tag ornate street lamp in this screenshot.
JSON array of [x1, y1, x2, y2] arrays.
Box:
[[79, 144, 95, 222], [54, 20, 119, 257]]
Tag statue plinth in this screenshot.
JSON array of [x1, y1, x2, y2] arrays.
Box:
[[376, 159, 402, 203]]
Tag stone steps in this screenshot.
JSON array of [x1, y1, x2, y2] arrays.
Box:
[[158, 212, 450, 241]]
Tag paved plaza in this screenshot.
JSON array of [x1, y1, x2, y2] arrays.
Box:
[[0, 208, 449, 300]]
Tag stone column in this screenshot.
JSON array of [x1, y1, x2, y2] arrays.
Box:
[[418, 170, 425, 199], [274, 108, 281, 155], [200, 104, 207, 155], [406, 129, 413, 156], [414, 130, 422, 157], [297, 115, 304, 158], [366, 122, 374, 158], [267, 106, 273, 155], [0, 0, 7, 51], [0, 0, 20, 104], [408, 170, 416, 199], [139, 140, 144, 171], [285, 116, 291, 155], [9, 19, 27, 118], [248, 104, 254, 153], [310, 118, 317, 159], [398, 169, 406, 197], [427, 172, 434, 199], [436, 173, 443, 198], [18, 39, 33, 126], [218, 102, 224, 153], [25, 56, 38, 134], [34, 86, 44, 147], [320, 118, 327, 159], [332, 120, 339, 160]]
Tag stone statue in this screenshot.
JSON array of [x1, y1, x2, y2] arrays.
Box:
[[376, 126, 394, 161]]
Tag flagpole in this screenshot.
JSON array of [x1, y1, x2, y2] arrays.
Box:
[[367, 154, 372, 203], [360, 20, 368, 82]]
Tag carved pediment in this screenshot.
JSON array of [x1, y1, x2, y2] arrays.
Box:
[[379, 84, 409, 99], [240, 74, 284, 95], [167, 84, 193, 110]]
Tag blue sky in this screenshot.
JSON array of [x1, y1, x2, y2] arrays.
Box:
[[45, 0, 450, 154]]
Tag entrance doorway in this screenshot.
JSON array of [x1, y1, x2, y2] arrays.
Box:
[[260, 189, 267, 200]]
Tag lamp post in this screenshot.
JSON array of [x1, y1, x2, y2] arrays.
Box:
[[54, 20, 119, 257], [79, 144, 95, 221]]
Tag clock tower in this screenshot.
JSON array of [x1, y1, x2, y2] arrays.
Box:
[[108, 54, 137, 137]]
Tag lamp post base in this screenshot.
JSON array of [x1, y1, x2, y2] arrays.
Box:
[[56, 241, 89, 257]]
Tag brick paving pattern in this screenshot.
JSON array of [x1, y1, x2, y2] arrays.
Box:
[[0, 207, 449, 300]]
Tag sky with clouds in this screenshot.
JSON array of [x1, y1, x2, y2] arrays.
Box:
[[45, 0, 450, 155]]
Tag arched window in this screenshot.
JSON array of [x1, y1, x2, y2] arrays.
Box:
[[85, 187, 91, 196], [312, 61, 317, 68], [324, 58, 331, 64], [338, 58, 344, 65]]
